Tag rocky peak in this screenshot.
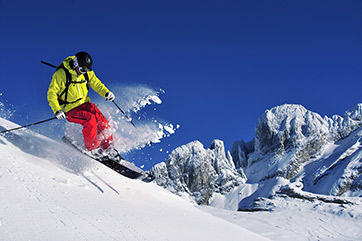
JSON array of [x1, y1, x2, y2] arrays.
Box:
[[344, 103, 362, 121], [255, 104, 330, 155], [233, 104, 362, 182], [150, 140, 246, 205]]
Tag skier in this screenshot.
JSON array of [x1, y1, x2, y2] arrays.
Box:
[[47, 51, 116, 157]]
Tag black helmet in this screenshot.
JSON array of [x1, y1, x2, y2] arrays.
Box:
[[75, 51, 93, 71]]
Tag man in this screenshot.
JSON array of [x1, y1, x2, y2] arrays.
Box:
[[47, 51, 116, 156]]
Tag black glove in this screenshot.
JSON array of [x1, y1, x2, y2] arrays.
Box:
[[105, 92, 115, 101]]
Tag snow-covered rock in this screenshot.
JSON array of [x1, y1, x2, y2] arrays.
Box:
[[238, 104, 332, 181], [328, 103, 362, 140], [302, 126, 362, 197], [233, 104, 362, 184], [150, 140, 246, 204]]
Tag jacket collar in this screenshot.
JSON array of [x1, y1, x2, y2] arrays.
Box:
[[63, 56, 78, 76]]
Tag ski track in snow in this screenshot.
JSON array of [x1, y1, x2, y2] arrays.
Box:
[[0, 145, 167, 241]]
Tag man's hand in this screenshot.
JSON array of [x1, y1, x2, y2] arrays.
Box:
[[55, 110, 67, 119], [105, 92, 115, 101]]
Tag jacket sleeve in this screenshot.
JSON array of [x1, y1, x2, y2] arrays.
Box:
[[87, 71, 110, 98], [47, 70, 64, 114]]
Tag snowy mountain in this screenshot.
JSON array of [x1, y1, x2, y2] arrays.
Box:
[[232, 104, 362, 198], [150, 104, 362, 239], [0, 117, 267, 241], [150, 139, 246, 205]]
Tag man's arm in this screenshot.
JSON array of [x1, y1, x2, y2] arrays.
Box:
[[87, 71, 112, 98], [47, 70, 64, 114]]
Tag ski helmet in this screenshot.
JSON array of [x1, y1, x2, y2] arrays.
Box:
[[75, 51, 93, 71]]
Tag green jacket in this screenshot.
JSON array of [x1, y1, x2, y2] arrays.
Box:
[[47, 56, 110, 114]]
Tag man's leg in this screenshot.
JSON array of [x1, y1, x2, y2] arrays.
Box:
[[85, 103, 114, 150], [67, 105, 100, 151]]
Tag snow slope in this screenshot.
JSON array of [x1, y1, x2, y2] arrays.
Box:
[[0, 117, 267, 241], [202, 197, 362, 241]]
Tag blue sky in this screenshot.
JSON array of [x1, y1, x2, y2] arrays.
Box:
[[1, 0, 362, 168]]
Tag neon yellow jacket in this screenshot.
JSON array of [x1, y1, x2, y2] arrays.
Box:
[[47, 56, 110, 114]]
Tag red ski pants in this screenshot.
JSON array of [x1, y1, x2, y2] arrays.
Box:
[[66, 102, 113, 151]]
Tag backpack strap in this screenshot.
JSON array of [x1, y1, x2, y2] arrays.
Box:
[[84, 72, 89, 82], [57, 64, 71, 105], [56, 64, 89, 107], [84, 72, 90, 90]]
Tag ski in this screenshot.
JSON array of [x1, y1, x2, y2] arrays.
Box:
[[62, 136, 154, 182]]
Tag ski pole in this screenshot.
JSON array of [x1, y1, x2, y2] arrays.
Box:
[[112, 100, 137, 129], [0, 117, 57, 134], [111, 101, 154, 146]]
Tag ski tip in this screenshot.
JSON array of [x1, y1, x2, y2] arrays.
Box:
[[140, 173, 155, 183]]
